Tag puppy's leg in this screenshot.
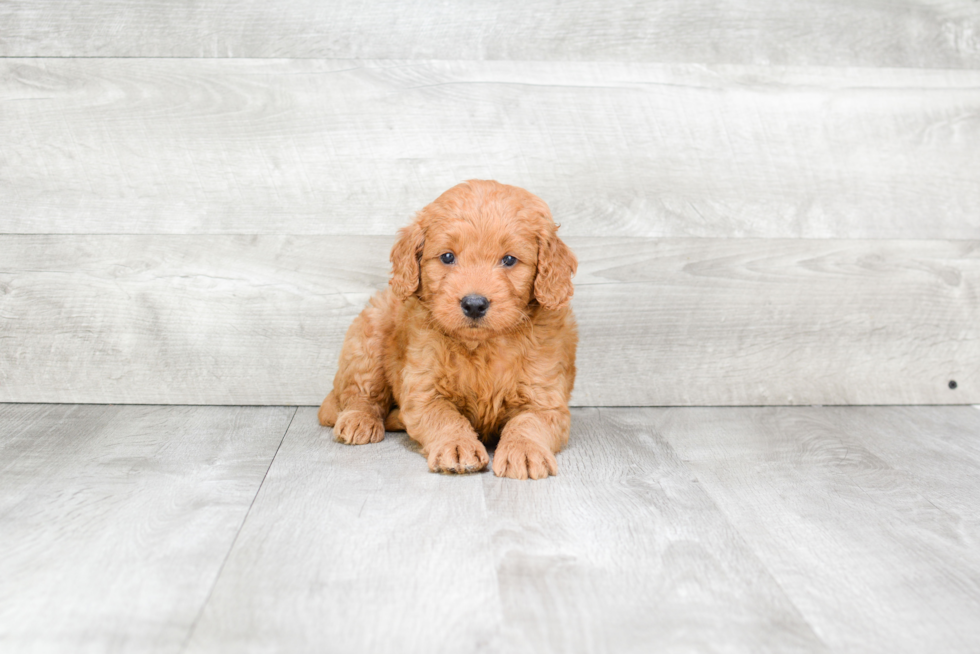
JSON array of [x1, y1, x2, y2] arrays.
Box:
[[384, 407, 405, 432], [321, 308, 392, 445], [401, 398, 489, 474], [493, 408, 570, 480], [318, 391, 340, 426]]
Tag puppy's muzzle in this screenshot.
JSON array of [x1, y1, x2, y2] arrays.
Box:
[[460, 294, 490, 320]]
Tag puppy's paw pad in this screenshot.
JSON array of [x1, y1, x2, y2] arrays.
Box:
[[427, 438, 489, 474], [492, 439, 558, 480], [334, 410, 385, 445]]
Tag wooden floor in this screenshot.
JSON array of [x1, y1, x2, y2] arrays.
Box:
[[2, 404, 979, 653]]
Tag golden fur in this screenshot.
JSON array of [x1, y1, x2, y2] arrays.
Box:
[[318, 180, 578, 480]]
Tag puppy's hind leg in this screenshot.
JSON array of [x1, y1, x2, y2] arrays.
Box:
[[384, 407, 406, 432], [318, 391, 340, 427], [322, 303, 392, 445]]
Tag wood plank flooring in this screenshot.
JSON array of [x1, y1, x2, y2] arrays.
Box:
[[3, 404, 979, 653], [2, 236, 975, 406], [184, 408, 501, 654], [0, 404, 295, 653]]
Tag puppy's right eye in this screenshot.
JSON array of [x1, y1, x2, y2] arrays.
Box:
[[440, 252, 456, 265]]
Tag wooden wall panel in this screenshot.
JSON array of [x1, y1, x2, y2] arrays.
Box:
[[3, 59, 979, 239], [1, 0, 978, 68], [572, 238, 978, 405], [1, 235, 975, 406]]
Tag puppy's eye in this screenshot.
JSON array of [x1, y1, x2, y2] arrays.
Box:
[[440, 252, 456, 265], [501, 255, 518, 267]]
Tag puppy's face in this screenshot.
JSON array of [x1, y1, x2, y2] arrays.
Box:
[[389, 180, 577, 340], [420, 211, 539, 338]]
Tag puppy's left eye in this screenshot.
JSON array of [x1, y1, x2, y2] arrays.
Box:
[[501, 255, 518, 267]]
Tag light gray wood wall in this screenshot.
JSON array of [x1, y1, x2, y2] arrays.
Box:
[[3, 60, 980, 239], [2, 1, 979, 67], [1, 2, 977, 406], [1, 236, 975, 405]]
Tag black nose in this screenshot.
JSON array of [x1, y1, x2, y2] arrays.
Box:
[[460, 294, 490, 319]]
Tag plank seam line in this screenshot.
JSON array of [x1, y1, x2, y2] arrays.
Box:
[[1, 234, 979, 243], [178, 405, 298, 652], [650, 416, 831, 648], [0, 55, 369, 61]]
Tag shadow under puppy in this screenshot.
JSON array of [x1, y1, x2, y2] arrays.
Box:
[[319, 180, 577, 480]]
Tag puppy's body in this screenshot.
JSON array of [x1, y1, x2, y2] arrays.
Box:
[[319, 180, 577, 480]]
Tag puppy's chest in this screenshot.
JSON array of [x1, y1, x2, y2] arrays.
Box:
[[438, 348, 528, 434]]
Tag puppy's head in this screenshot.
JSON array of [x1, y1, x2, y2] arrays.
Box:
[[390, 180, 577, 339]]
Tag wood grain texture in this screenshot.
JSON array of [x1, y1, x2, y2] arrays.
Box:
[[482, 407, 826, 653], [1, 0, 978, 67], [3, 59, 980, 239], [183, 407, 502, 654], [0, 235, 975, 406], [0, 404, 294, 653], [572, 237, 979, 406], [186, 407, 825, 653], [3, 405, 978, 652], [657, 405, 980, 653], [832, 406, 980, 553]]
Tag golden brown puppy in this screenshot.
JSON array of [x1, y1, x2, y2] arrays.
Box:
[[319, 180, 577, 480]]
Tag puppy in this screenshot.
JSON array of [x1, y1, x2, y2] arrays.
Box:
[[318, 180, 577, 480]]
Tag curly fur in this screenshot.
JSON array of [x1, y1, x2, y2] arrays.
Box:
[[319, 180, 578, 480]]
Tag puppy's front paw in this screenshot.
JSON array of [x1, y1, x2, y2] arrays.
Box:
[[334, 410, 385, 445], [426, 437, 489, 474], [492, 438, 558, 480]]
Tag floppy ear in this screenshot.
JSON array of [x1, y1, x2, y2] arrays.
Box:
[[389, 221, 425, 299], [534, 227, 577, 310]]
